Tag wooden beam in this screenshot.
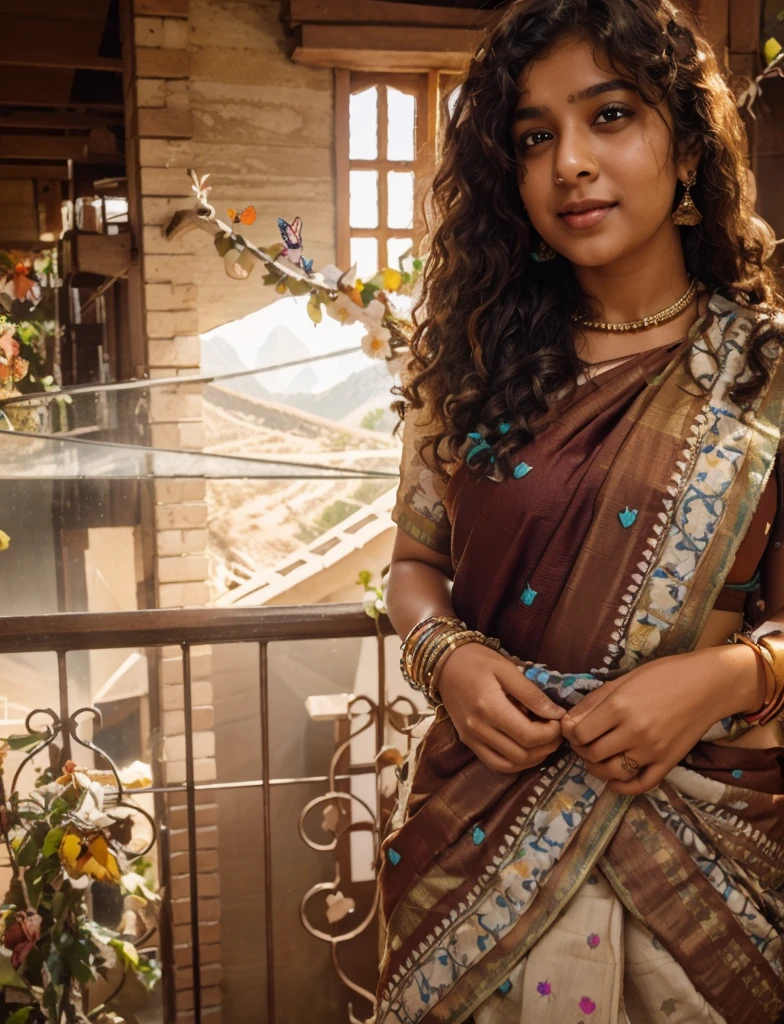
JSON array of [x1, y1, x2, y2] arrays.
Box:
[[0, 110, 123, 130], [0, 164, 70, 180], [0, 0, 110, 20], [0, 15, 122, 73], [335, 68, 350, 269], [0, 135, 90, 161], [691, 0, 729, 63], [293, 25, 479, 71], [0, 54, 122, 73], [729, 0, 762, 54], [287, 0, 491, 30]]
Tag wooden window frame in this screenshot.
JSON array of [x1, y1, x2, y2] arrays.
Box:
[[335, 69, 438, 271]]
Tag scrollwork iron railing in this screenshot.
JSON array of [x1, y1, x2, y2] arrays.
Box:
[[0, 604, 414, 1023]]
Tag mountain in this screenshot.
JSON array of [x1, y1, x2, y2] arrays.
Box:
[[283, 363, 395, 421]]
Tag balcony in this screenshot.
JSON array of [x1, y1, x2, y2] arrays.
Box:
[[0, 603, 423, 1023]]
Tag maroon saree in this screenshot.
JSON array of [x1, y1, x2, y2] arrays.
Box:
[[374, 293, 784, 1024]]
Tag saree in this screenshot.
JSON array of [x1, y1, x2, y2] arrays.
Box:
[[375, 293, 784, 1024]]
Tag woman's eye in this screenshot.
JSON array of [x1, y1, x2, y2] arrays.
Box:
[[520, 130, 552, 149], [517, 105, 632, 151], [594, 105, 632, 125]]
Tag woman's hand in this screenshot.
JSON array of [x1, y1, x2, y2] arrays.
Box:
[[437, 643, 565, 773], [560, 645, 764, 795]]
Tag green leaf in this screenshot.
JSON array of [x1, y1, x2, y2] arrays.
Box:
[[360, 283, 379, 305], [287, 278, 310, 297], [3, 733, 42, 751], [110, 938, 139, 969], [0, 950, 25, 987], [42, 827, 65, 858], [17, 836, 39, 867], [213, 232, 233, 257], [7, 1007, 34, 1024], [356, 570, 372, 589]]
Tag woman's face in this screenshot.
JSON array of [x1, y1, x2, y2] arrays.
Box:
[[512, 34, 692, 269]]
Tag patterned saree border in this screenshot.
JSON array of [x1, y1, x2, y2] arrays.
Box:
[[374, 756, 606, 1024], [616, 299, 784, 671], [601, 798, 784, 1023], [426, 789, 632, 1023]]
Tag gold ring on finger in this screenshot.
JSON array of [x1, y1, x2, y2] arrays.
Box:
[[620, 753, 640, 774]]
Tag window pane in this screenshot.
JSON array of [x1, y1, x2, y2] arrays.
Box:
[[349, 87, 378, 160], [349, 170, 378, 229], [387, 171, 414, 230], [386, 236, 412, 270], [447, 84, 461, 120], [351, 236, 379, 279], [387, 87, 415, 161]]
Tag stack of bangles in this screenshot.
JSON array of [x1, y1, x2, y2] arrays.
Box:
[[400, 615, 502, 708], [730, 629, 784, 724]]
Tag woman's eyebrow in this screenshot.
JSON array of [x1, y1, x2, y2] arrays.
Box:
[[512, 78, 639, 123]]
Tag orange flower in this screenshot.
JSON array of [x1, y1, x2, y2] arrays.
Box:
[[0, 327, 18, 361]]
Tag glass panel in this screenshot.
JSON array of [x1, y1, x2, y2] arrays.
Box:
[[350, 236, 379, 280], [387, 171, 414, 229], [349, 170, 378, 229], [349, 86, 378, 160], [386, 236, 413, 271], [387, 87, 416, 161]]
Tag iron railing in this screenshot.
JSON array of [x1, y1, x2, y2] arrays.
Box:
[[0, 604, 410, 1024]]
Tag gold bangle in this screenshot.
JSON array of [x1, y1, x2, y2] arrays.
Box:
[[732, 632, 777, 706], [427, 633, 485, 704]]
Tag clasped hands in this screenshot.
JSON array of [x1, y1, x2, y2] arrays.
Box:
[[438, 641, 759, 795]]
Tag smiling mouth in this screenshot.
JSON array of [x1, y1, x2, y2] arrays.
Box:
[[558, 203, 618, 229]]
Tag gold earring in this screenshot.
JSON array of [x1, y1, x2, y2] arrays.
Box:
[[672, 169, 702, 226]]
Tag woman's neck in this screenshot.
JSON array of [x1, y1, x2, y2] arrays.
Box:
[[571, 225, 700, 361]]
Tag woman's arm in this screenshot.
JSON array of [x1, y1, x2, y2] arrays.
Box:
[[561, 540, 784, 794], [387, 528, 565, 773]]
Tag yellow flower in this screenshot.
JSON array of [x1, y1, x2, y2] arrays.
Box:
[[764, 37, 782, 65], [382, 268, 403, 291], [60, 832, 121, 884], [0, 530, 9, 552]]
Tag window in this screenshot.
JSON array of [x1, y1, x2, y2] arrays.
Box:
[[336, 72, 436, 278]]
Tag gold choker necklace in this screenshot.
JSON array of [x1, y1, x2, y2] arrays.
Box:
[[571, 279, 698, 333]]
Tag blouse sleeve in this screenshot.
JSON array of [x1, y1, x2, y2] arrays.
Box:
[[391, 396, 452, 556]]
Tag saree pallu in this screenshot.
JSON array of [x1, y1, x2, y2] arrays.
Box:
[[374, 294, 784, 1024]]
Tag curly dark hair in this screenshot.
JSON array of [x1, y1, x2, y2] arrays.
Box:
[[395, 0, 783, 480]]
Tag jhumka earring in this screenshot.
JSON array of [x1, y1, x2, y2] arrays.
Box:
[[672, 169, 702, 226], [530, 239, 558, 262]]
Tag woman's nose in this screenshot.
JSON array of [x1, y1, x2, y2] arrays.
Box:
[[553, 129, 599, 185]]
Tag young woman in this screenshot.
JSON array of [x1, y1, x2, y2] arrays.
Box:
[[374, 1, 784, 1022]]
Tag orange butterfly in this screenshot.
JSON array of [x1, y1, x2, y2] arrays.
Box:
[[227, 205, 257, 226]]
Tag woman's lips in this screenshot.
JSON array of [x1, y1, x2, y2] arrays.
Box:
[[559, 203, 617, 229]]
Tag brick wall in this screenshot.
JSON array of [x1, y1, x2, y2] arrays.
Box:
[[122, 1, 220, 1020]]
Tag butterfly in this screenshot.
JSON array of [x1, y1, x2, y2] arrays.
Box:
[[227, 205, 257, 226], [277, 216, 313, 274]]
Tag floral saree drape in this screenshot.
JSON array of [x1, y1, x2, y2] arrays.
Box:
[[374, 294, 784, 1024]]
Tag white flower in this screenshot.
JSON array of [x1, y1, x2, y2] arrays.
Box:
[[326, 292, 359, 325], [364, 298, 386, 325], [362, 590, 379, 618], [361, 326, 392, 361]]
